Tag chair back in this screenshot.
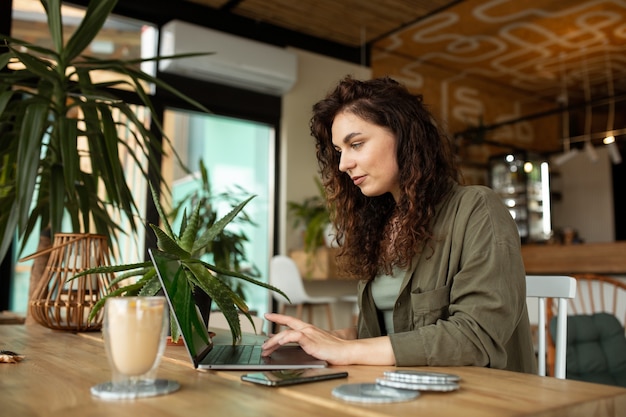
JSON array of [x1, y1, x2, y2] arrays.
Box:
[[546, 274, 626, 380], [269, 255, 311, 305], [566, 274, 626, 326], [526, 275, 577, 379]]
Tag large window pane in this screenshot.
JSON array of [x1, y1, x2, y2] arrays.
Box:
[[162, 109, 275, 322]]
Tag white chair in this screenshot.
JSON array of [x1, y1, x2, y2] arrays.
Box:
[[269, 255, 338, 330], [208, 311, 265, 335], [526, 275, 577, 379]]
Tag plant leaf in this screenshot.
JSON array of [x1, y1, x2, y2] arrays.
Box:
[[149, 182, 176, 241], [150, 224, 190, 258], [168, 264, 210, 356], [86, 280, 145, 321], [15, 101, 48, 232], [44, 0, 63, 55], [199, 259, 290, 303], [10, 47, 57, 82], [184, 261, 243, 343], [63, 0, 118, 63], [70, 261, 152, 279], [48, 164, 65, 237], [57, 117, 79, 202], [106, 266, 154, 289], [137, 274, 161, 296], [192, 195, 255, 253], [180, 203, 201, 253]]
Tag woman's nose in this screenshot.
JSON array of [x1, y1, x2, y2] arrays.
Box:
[[338, 152, 354, 173]]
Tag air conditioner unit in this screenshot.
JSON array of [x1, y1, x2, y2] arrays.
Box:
[[159, 20, 297, 96]]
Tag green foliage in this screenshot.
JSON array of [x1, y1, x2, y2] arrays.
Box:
[[170, 160, 258, 301], [287, 176, 330, 254], [73, 183, 289, 344], [0, 0, 209, 262], [1, 0, 287, 345]]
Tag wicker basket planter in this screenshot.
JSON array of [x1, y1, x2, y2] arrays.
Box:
[[27, 233, 116, 331]]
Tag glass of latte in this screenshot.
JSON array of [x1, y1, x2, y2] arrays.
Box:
[[91, 296, 180, 399]]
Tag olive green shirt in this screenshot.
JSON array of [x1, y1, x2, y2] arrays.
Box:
[[356, 184, 537, 373]]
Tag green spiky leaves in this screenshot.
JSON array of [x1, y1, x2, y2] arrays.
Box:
[[74, 182, 289, 344]]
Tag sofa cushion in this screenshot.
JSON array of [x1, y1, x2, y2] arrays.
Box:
[[550, 312, 626, 386]]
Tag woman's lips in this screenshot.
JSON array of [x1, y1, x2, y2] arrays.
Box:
[[352, 175, 365, 186]]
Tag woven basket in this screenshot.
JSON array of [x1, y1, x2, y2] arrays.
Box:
[[28, 233, 116, 331]]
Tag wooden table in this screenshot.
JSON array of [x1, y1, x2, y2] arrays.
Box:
[[1, 324, 625, 417]]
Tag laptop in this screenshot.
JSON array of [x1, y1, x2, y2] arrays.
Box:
[[149, 248, 327, 370]]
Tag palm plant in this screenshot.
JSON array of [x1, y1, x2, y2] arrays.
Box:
[[0, 0, 206, 269], [1, 0, 289, 341], [74, 184, 289, 344]]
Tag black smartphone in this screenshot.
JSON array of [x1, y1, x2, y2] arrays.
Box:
[[241, 368, 348, 387]]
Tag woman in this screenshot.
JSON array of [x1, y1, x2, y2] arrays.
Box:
[[262, 76, 536, 373]]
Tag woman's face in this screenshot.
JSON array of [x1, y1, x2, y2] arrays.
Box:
[[331, 111, 400, 201]]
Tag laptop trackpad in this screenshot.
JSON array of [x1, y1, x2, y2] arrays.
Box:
[[265, 345, 326, 366], [201, 344, 327, 369]]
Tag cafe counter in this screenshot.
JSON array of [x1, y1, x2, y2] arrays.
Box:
[[292, 242, 626, 279], [521, 241, 626, 275]]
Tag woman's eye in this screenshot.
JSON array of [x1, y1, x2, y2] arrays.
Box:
[[351, 142, 363, 149]]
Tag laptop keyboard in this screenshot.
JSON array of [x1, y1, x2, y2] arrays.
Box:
[[207, 344, 264, 365]]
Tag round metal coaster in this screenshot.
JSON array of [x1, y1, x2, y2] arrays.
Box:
[[91, 379, 181, 400], [376, 377, 460, 392], [383, 370, 460, 384], [331, 383, 420, 404]]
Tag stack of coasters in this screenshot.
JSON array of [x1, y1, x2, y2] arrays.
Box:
[[376, 370, 461, 392], [331, 370, 461, 404]]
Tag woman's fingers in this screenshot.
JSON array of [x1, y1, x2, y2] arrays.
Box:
[[263, 312, 306, 330], [261, 328, 304, 355], [261, 313, 309, 356]]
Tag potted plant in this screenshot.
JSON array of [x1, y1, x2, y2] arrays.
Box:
[[169, 160, 258, 302], [0, 0, 208, 303], [74, 183, 288, 344], [287, 176, 334, 254]]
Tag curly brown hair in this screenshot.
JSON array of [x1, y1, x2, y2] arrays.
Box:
[[310, 76, 459, 280]]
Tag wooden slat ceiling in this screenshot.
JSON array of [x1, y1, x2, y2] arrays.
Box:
[[188, 0, 457, 47], [372, 0, 626, 105], [186, 0, 626, 112]]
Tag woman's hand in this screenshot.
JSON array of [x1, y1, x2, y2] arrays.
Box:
[[261, 313, 395, 366], [261, 313, 352, 364]]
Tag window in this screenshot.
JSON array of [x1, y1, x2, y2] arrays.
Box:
[[162, 109, 275, 317]]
